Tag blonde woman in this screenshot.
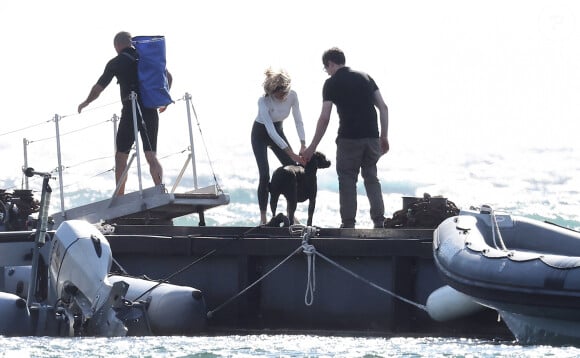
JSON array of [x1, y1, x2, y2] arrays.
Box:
[[251, 68, 306, 225]]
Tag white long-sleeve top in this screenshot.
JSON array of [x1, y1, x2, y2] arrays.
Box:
[[254, 90, 305, 150]]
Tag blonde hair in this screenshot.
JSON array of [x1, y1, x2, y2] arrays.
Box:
[[263, 68, 291, 96]]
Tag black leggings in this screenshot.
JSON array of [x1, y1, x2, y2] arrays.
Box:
[[251, 121, 294, 212]]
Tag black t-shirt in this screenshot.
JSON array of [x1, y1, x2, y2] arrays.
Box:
[[323, 67, 379, 139], [97, 47, 139, 105]]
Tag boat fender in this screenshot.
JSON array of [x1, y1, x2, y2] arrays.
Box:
[[426, 285, 485, 322], [108, 275, 207, 335], [4, 266, 31, 298], [0, 292, 31, 336]]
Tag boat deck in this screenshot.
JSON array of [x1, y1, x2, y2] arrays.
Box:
[[50, 184, 230, 227]]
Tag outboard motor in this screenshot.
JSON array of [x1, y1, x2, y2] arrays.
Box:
[[48, 220, 129, 336]]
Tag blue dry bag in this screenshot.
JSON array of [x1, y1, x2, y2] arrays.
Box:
[[132, 35, 173, 109]]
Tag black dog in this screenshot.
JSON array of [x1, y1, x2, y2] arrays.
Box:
[[269, 152, 331, 226]]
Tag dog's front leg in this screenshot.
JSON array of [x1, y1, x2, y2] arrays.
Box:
[[307, 198, 316, 226], [287, 198, 298, 226]]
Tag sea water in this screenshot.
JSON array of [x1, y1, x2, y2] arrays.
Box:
[[2, 335, 580, 357]]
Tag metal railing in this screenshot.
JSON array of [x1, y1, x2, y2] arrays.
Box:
[[16, 92, 210, 218]]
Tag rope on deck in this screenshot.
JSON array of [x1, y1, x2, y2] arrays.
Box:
[[306, 243, 427, 312], [206, 245, 303, 319], [207, 225, 427, 319]]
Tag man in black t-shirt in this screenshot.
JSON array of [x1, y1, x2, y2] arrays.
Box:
[[78, 31, 172, 195], [303, 47, 389, 229]]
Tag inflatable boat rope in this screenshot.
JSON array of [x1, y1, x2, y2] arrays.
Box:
[[481, 205, 508, 251]]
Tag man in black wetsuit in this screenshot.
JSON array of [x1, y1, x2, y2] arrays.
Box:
[[302, 47, 389, 229], [78, 31, 172, 195]]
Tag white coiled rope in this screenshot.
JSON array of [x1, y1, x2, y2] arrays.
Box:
[[302, 241, 316, 306]]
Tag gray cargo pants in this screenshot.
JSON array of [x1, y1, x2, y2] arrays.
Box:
[[336, 137, 385, 228]]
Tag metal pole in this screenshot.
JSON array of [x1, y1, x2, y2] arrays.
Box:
[[112, 113, 119, 155], [54, 114, 66, 216], [184, 93, 198, 190], [171, 153, 192, 193], [130, 91, 144, 196], [27, 172, 51, 307], [22, 138, 29, 190], [111, 113, 119, 190]]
